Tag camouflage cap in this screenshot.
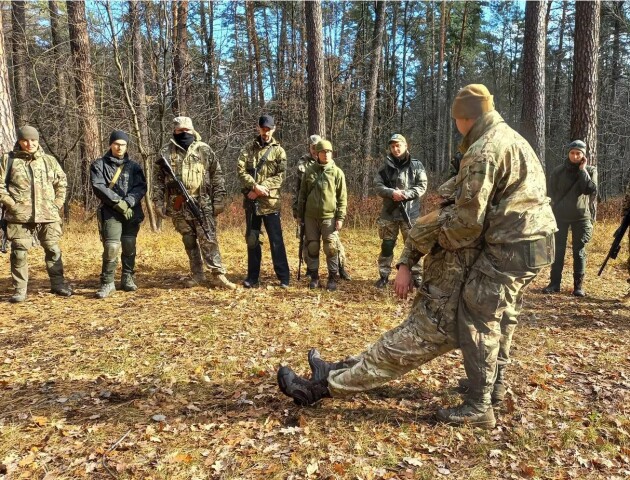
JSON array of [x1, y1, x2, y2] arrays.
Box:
[[316, 140, 333, 152], [173, 116, 194, 130], [17, 126, 39, 141], [567, 139, 587, 155], [308, 134, 322, 145], [389, 134, 407, 144]]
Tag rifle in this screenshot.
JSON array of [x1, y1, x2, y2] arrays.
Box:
[[157, 155, 213, 242], [378, 169, 413, 229], [598, 208, 630, 276], [297, 222, 305, 280], [0, 208, 7, 254]]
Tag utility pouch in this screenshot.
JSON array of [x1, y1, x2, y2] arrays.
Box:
[[524, 235, 555, 269], [173, 195, 185, 211]]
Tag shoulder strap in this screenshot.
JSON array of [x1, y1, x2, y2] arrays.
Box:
[[5, 153, 14, 188], [255, 145, 274, 173], [108, 164, 125, 189]]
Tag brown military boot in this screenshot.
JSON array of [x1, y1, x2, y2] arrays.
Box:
[[436, 400, 496, 429], [208, 273, 236, 290]]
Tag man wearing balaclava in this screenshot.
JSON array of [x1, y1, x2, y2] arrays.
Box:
[[154, 116, 235, 290], [0, 126, 72, 303]]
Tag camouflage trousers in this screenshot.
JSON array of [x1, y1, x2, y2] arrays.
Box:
[[328, 238, 552, 405], [173, 214, 226, 275], [7, 222, 66, 290], [377, 219, 422, 281], [301, 227, 347, 273], [303, 217, 339, 275]]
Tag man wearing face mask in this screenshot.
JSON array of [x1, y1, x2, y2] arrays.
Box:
[[154, 117, 235, 290], [0, 126, 72, 303], [90, 130, 147, 298], [237, 114, 290, 288]]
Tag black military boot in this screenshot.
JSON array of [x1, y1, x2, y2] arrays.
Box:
[[327, 273, 337, 292], [51, 282, 73, 297], [308, 270, 320, 289], [572, 274, 586, 297], [308, 348, 359, 382], [374, 274, 389, 289], [277, 366, 331, 406], [542, 271, 562, 293], [338, 265, 352, 281]]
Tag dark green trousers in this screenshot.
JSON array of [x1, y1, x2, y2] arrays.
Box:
[[549, 219, 592, 283], [100, 216, 140, 283]]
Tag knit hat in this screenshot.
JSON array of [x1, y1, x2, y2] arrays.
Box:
[[308, 134, 322, 145], [109, 130, 129, 145], [389, 134, 407, 144], [316, 140, 333, 152], [258, 114, 275, 128], [173, 116, 194, 130], [17, 126, 39, 141], [567, 140, 587, 156], [451, 84, 495, 119]]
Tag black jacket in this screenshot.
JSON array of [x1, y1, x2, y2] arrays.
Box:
[[90, 151, 147, 223]]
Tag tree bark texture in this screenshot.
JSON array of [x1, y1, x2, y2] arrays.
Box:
[[521, 0, 547, 165], [48, 0, 67, 111], [304, 0, 326, 137], [11, 0, 28, 126], [0, 27, 17, 153], [361, 0, 386, 198], [172, 0, 190, 115], [67, 0, 101, 205], [246, 1, 265, 107], [570, 0, 600, 165]]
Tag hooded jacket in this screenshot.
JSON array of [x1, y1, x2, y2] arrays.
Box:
[[374, 152, 427, 222], [297, 159, 347, 221]]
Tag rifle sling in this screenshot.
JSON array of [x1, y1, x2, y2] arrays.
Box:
[[108, 164, 125, 190]]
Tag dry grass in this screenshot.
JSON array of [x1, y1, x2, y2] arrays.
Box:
[[0, 200, 629, 479]]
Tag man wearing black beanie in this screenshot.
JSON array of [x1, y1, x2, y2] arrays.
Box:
[[90, 130, 147, 298]]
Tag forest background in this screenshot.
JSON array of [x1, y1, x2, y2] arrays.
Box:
[[1, 0, 629, 229]]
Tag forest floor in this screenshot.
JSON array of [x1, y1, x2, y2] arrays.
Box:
[[0, 209, 629, 479]]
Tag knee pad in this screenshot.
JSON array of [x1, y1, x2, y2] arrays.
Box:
[[246, 230, 261, 249], [103, 241, 120, 261], [42, 243, 62, 259], [323, 240, 338, 257], [182, 234, 197, 250], [307, 240, 320, 257], [380, 239, 396, 257], [11, 248, 28, 263]]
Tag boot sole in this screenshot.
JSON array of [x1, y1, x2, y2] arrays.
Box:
[[277, 367, 314, 407], [308, 349, 328, 383]]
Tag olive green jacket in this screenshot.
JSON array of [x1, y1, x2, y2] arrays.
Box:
[[297, 160, 347, 221], [0, 146, 67, 224], [237, 136, 287, 215]]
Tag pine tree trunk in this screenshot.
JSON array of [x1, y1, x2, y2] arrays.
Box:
[[246, 1, 265, 107], [67, 0, 101, 208], [0, 27, 17, 153], [361, 0, 386, 199], [172, 0, 190, 115], [520, 0, 547, 165], [305, 0, 326, 137], [48, 0, 67, 111], [570, 0, 600, 166], [11, 0, 28, 126]]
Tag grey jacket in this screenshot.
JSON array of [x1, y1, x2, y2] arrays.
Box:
[[374, 153, 427, 222]]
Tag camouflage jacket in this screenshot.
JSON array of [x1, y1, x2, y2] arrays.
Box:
[[297, 159, 347, 221], [155, 133, 227, 217], [292, 153, 316, 218], [91, 151, 147, 223], [547, 160, 597, 223], [237, 136, 286, 215], [0, 146, 67, 224], [374, 153, 428, 222], [437, 110, 557, 250]]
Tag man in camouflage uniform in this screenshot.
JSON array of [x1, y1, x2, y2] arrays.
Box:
[[277, 84, 557, 429], [91, 130, 147, 298], [237, 114, 290, 288], [374, 134, 427, 289], [0, 126, 72, 303], [296, 140, 347, 291], [293, 135, 351, 281], [154, 117, 235, 289]]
